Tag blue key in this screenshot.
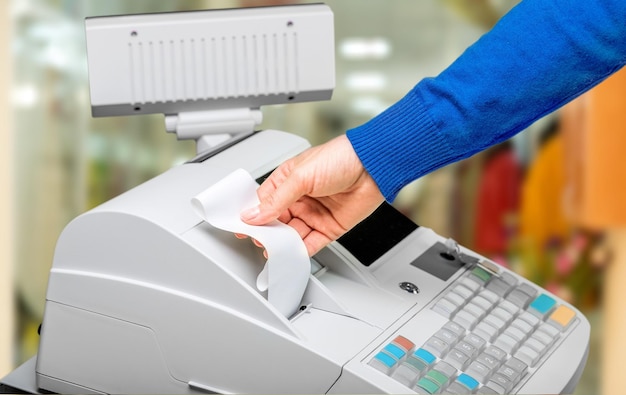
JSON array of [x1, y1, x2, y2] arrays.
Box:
[[457, 373, 480, 390], [414, 348, 436, 365], [384, 343, 406, 360], [529, 294, 556, 316], [373, 351, 397, 368]]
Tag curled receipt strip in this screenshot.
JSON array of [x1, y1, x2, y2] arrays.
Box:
[[191, 168, 310, 318]]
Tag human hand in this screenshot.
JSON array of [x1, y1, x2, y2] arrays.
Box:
[[240, 135, 385, 256]]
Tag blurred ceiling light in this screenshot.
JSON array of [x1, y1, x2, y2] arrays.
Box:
[[350, 96, 388, 117], [340, 38, 391, 60], [345, 72, 387, 91], [10, 0, 41, 18], [171, 155, 191, 168], [20, 21, 86, 75], [12, 84, 39, 108]]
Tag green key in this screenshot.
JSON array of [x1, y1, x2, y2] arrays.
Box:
[[405, 355, 428, 372], [416, 377, 440, 394], [472, 266, 492, 283], [426, 370, 449, 386]]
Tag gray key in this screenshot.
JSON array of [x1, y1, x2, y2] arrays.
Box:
[[500, 272, 518, 287], [532, 329, 556, 347], [433, 361, 457, 378], [485, 379, 507, 394], [493, 333, 519, 354], [464, 333, 487, 351], [474, 322, 499, 342], [456, 341, 478, 359], [489, 373, 514, 393], [525, 337, 547, 353], [510, 318, 534, 336], [477, 386, 499, 394], [518, 311, 540, 328], [491, 307, 513, 325], [423, 337, 450, 358], [497, 364, 521, 383], [539, 323, 561, 338], [391, 363, 421, 387], [445, 348, 470, 370], [443, 321, 466, 337], [506, 289, 533, 309], [464, 302, 487, 319], [471, 295, 494, 312], [434, 328, 461, 345], [517, 283, 538, 298], [498, 299, 520, 315], [433, 298, 458, 318], [447, 382, 472, 394], [486, 277, 514, 297], [515, 345, 541, 368], [446, 292, 466, 307], [484, 345, 507, 362], [460, 277, 481, 293], [452, 284, 474, 299], [453, 309, 480, 330], [503, 326, 527, 343], [466, 361, 491, 383], [478, 289, 500, 304], [505, 357, 528, 375], [475, 353, 501, 373]]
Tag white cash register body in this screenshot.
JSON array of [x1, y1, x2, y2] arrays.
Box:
[[34, 4, 589, 394]]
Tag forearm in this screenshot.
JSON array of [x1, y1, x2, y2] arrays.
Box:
[[347, 0, 626, 202]]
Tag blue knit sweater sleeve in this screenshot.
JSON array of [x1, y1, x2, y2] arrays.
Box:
[[347, 0, 626, 202]]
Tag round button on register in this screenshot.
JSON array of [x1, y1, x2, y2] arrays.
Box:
[[399, 282, 420, 294]]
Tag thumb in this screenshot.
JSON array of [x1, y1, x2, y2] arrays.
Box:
[[240, 173, 305, 226]]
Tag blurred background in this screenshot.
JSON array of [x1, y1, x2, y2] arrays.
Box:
[[1, 0, 625, 394]]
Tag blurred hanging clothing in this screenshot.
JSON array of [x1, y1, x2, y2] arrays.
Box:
[[474, 142, 522, 257], [560, 67, 626, 395], [519, 122, 570, 252]]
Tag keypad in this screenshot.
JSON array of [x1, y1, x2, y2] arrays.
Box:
[[367, 267, 578, 394]]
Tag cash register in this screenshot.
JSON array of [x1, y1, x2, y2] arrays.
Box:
[[1, 4, 590, 394]]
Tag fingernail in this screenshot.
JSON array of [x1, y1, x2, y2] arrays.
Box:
[[240, 205, 260, 221]]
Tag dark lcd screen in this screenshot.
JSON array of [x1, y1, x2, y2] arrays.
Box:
[[337, 202, 418, 266]]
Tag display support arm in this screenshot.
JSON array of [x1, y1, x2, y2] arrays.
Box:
[[164, 108, 263, 154]]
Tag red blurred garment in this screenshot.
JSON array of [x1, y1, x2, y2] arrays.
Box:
[[474, 146, 522, 256]]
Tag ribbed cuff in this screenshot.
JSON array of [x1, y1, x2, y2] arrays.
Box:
[[347, 87, 457, 202]]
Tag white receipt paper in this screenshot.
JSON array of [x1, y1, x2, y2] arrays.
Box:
[[191, 168, 310, 318]]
